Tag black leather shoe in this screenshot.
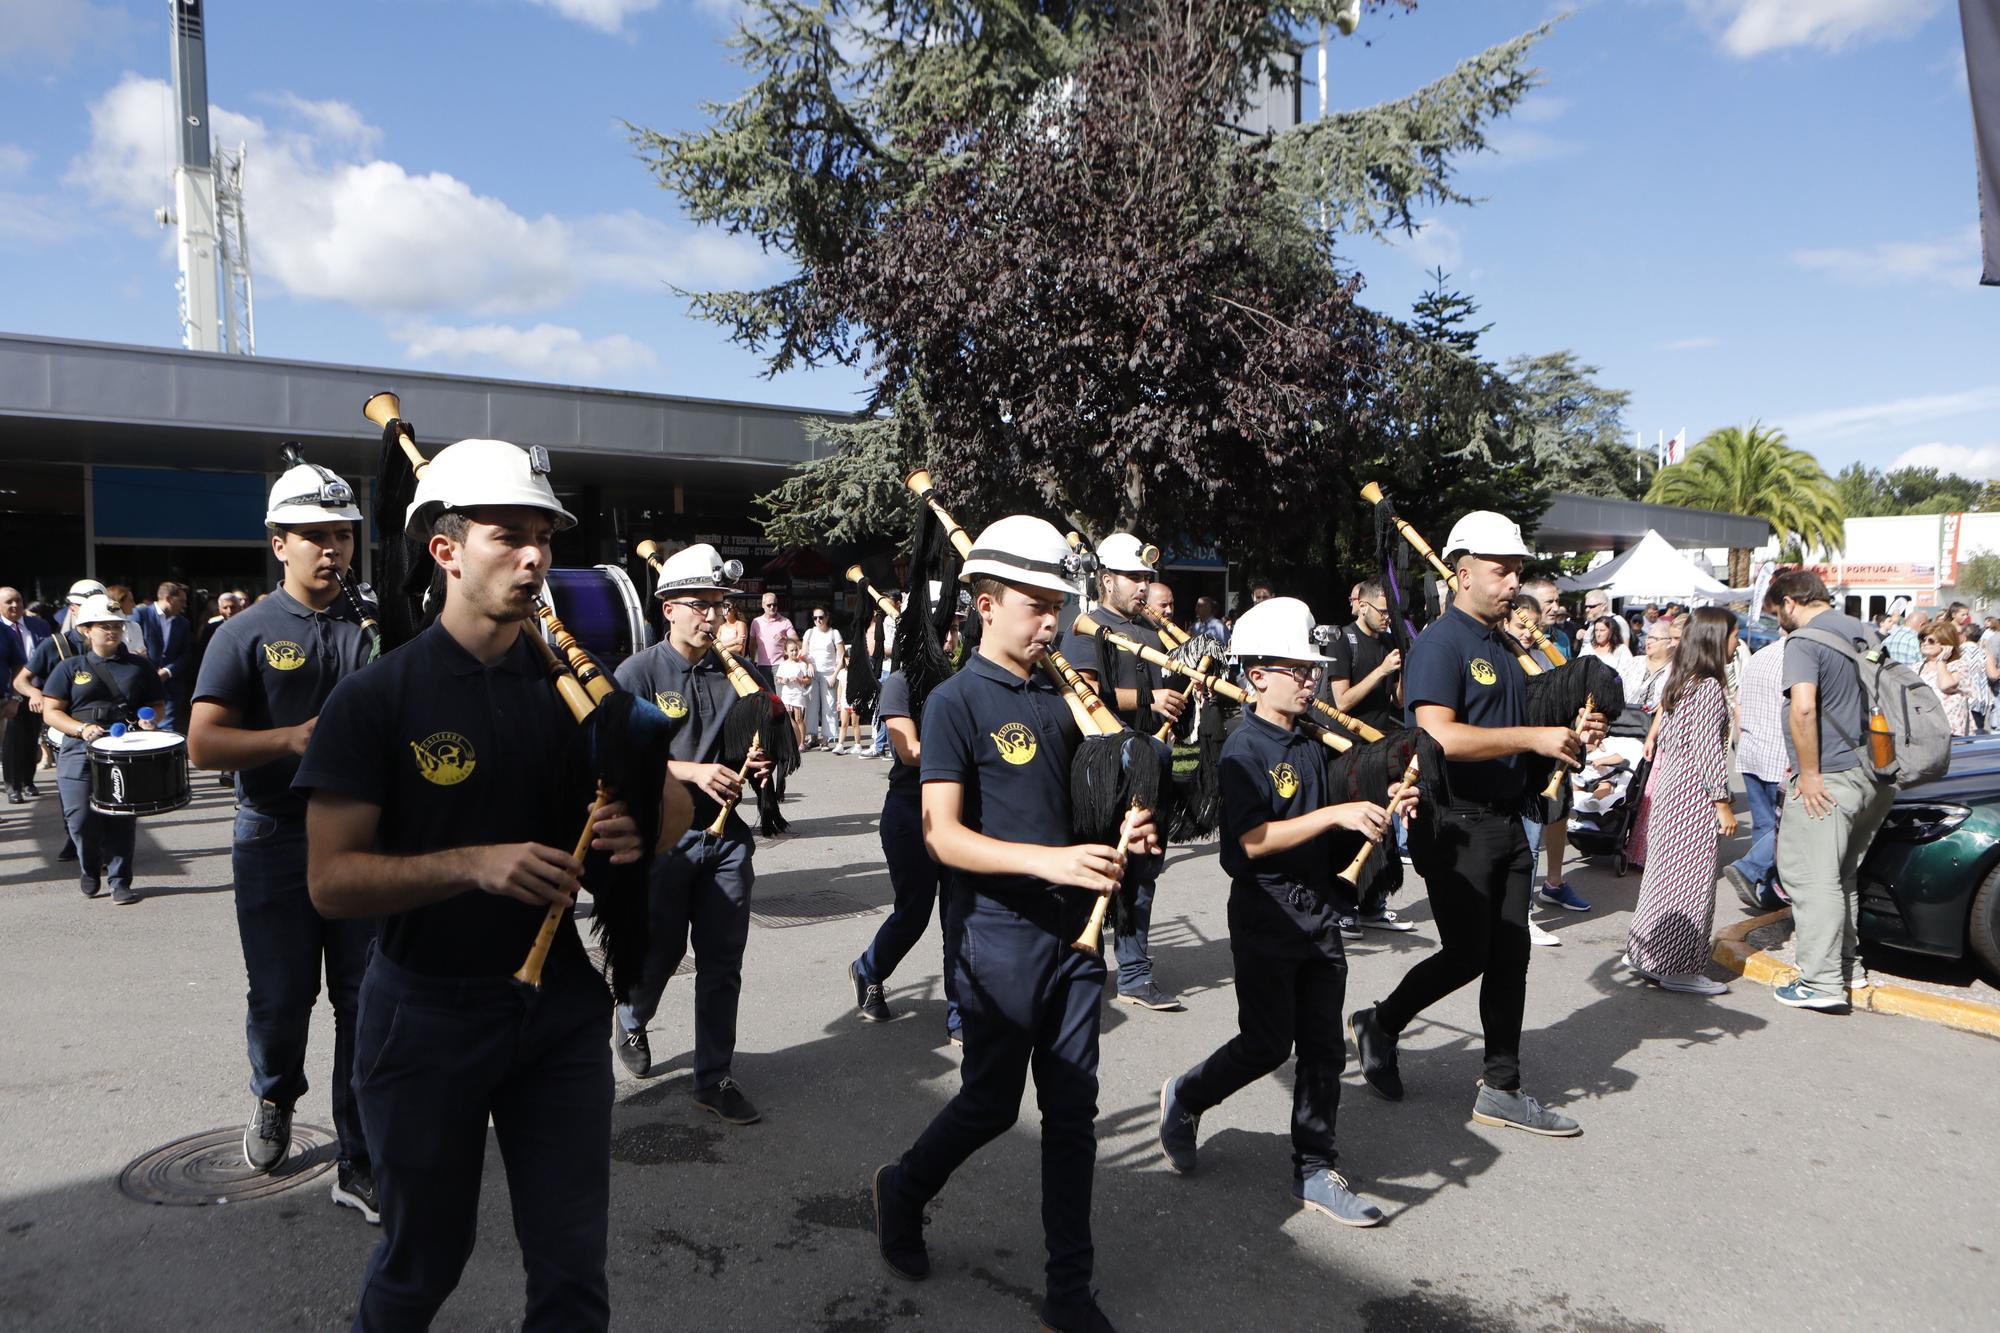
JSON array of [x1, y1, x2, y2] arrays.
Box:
[[1039, 1292, 1118, 1333], [79, 877, 101, 899], [1350, 1007, 1404, 1102], [23, 783, 40, 798], [6, 788, 22, 804], [613, 1021, 654, 1078], [851, 960, 893, 1022], [872, 1164, 930, 1280], [693, 1076, 760, 1124], [112, 887, 141, 906]]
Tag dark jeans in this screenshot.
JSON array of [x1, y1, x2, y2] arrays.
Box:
[[232, 809, 376, 1165], [617, 827, 754, 1089], [1729, 774, 1782, 889], [896, 886, 1104, 1304], [1176, 941, 1347, 1177], [857, 789, 962, 1031], [1112, 853, 1163, 992], [351, 949, 611, 1333], [56, 745, 134, 889], [2, 708, 41, 790], [1374, 805, 1532, 1091]]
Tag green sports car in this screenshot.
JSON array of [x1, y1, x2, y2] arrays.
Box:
[[1857, 735, 2000, 985]]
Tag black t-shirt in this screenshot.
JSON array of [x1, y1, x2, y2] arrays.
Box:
[[1219, 709, 1344, 959], [192, 586, 373, 819], [26, 628, 88, 686], [293, 621, 595, 980], [44, 647, 167, 742], [1322, 624, 1398, 733], [613, 640, 741, 834], [1060, 604, 1166, 727], [876, 670, 921, 801], [1403, 603, 1530, 804], [920, 652, 1079, 903]]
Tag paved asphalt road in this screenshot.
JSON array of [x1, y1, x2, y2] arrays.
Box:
[[2, 751, 1995, 1332]]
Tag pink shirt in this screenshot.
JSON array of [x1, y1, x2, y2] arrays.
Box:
[[749, 612, 794, 666]]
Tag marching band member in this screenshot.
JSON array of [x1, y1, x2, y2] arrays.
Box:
[[611, 544, 773, 1125], [188, 458, 378, 1213], [40, 592, 165, 905], [873, 515, 1157, 1333], [14, 579, 102, 864], [298, 439, 678, 1330], [1060, 533, 1184, 1012], [1158, 597, 1411, 1225]]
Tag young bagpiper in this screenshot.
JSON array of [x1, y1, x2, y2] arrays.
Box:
[[1350, 511, 1604, 1136], [297, 438, 683, 1329], [39, 592, 166, 904], [873, 515, 1157, 1333], [188, 458, 379, 1215], [1157, 597, 1412, 1225], [1060, 532, 1185, 1012], [612, 543, 773, 1125]]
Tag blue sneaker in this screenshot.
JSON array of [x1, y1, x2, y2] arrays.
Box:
[[1292, 1169, 1384, 1227], [1774, 979, 1849, 1012], [1536, 881, 1591, 912], [1158, 1075, 1200, 1175]]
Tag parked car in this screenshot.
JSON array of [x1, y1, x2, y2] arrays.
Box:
[[1856, 734, 2000, 984], [1732, 611, 1781, 654]]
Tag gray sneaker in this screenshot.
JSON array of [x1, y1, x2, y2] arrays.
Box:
[[244, 1098, 293, 1172], [1470, 1082, 1580, 1137], [1115, 982, 1184, 1012], [1291, 1169, 1384, 1227], [1157, 1074, 1200, 1175]]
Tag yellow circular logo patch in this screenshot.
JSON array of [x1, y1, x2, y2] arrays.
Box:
[[991, 722, 1038, 765], [1469, 658, 1497, 686], [264, 641, 307, 671], [1270, 762, 1300, 800], [655, 690, 688, 719], [410, 731, 477, 786], [73, 670, 93, 685]]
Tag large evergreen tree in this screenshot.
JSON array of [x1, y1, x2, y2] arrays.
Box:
[[1505, 350, 1646, 501]]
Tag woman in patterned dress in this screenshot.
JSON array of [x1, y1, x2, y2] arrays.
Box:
[[1625, 607, 1739, 995], [1919, 620, 1972, 737]]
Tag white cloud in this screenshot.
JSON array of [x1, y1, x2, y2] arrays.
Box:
[[0, 0, 128, 70], [395, 321, 658, 382], [1685, 0, 1947, 58], [0, 143, 30, 178], [66, 74, 773, 317], [1791, 224, 1983, 288], [1786, 387, 2000, 441], [1890, 441, 2000, 479], [1386, 217, 1463, 272], [525, 0, 663, 34], [1658, 335, 1721, 351]]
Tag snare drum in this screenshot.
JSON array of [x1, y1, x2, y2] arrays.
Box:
[[88, 731, 193, 816], [542, 566, 649, 672]]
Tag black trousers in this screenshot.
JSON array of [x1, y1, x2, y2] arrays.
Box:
[[1176, 941, 1347, 1177], [1373, 805, 1531, 1091], [895, 885, 1103, 1304], [2, 708, 40, 791], [350, 949, 612, 1332]]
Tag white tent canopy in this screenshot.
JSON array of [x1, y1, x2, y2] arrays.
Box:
[[1556, 529, 1734, 601]]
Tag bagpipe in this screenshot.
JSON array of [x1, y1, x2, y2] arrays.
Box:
[[903, 473, 1164, 957], [359, 390, 670, 994], [634, 540, 797, 836]]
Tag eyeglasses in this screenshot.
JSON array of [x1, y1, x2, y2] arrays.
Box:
[[813, 614, 827, 620], [666, 599, 722, 618], [1255, 665, 1320, 685], [1359, 602, 1390, 615]]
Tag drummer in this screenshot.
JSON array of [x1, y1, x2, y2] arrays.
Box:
[[39, 592, 166, 905]]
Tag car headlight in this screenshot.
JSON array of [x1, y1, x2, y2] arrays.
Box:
[[1876, 803, 1971, 844]]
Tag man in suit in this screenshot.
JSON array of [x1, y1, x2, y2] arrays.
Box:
[[133, 581, 195, 731], [1, 586, 51, 802]]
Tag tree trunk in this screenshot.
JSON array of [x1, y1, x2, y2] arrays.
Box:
[[1728, 547, 1750, 588]]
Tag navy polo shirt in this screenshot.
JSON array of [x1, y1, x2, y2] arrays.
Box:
[[919, 651, 1079, 901], [193, 585, 373, 819], [876, 670, 921, 800], [1060, 605, 1166, 727], [26, 628, 88, 686], [1218, 709, 1344, 959], [44, 647, 167, 743], [613, 640, 736, 830], [1403, 603, 1530, 804], [293, 621, 595, 980]]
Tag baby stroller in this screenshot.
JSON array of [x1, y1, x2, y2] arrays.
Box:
[[1567, 743, 1653, 879]]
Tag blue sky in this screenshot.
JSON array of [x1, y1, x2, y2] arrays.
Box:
[[1, 0, 1992, 481]]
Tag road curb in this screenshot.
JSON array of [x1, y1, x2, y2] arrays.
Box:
[[1712, 908, 2000, 1039]]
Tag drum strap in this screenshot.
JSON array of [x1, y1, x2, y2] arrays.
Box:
[[75, 660, 139, 727]]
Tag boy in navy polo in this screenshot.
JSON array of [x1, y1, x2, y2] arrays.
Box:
[[1350, 511, 1603, 1138], [297, 438, 686, 1331], [189, 458, 379, 1213], [1157, 597, 1411, 1226], [873, 514, 1157, 1333]]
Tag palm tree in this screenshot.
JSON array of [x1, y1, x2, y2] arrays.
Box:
[[1645, 422, 1845, 587]]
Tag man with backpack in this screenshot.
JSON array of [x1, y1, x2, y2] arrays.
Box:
[[1765, 570, 1933, 1011]]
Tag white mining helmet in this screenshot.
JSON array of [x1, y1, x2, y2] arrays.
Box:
[[1096, 532, 1160, 578], [1229, 596, 1334, 664], [71, 593, 129, 626], [959, 515, 1087, 597], [1442, 510, 1530, 563], [653, 543, 744, 598], [267, 462, 363, 530], [403, 438, 578, 540], [66, 578, 106, 605]]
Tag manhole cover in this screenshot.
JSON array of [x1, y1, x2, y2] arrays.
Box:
[[117, 1124, 337, 1206], [750, 889, 883, 929]]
